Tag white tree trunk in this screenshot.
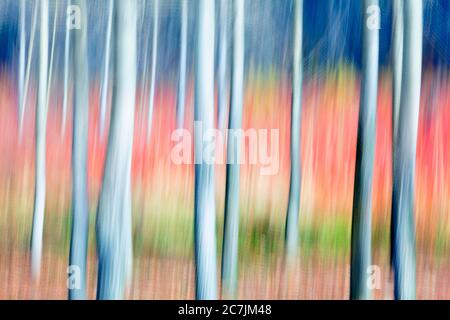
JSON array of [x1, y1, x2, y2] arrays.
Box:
[[147, 0, 159, 141], [392, 0, 403, 149], [285, 0, 303, 265], [30, 0, 49, 280], [96, 0, 137, 300], [176, 0, 188, 128], [68, 0, 89, 300], [20, 0, 38, 139], [390, 0, 403, 269], [217, 0, 228, 131], [194, 0, 218, 300], [46, 1, 58, 108], [99, 0, 114, 138], [61, 0, 71, 137], [61, 0, 71, 136], [18, 0, 26, 133], [138, 7, 150, 132], [350, 0, 379, 300], [221, 0, 245, 299], [392, 0, 422, 300]]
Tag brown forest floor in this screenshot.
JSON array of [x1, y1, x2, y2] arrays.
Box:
[[0, 250, 449, 299]]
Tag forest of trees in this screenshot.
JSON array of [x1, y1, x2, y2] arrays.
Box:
[[8, 0, 427, 300]]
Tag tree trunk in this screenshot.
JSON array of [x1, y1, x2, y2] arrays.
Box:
[[221, 0, 245, 299], [30, 0, 49, 280], [350, 0, 379, 300], [147, 0, 158, 141], [62, 0, 71, 136], [68, 0, 89, 300], [18, 0, 25, 133], [194, 0, 218, 300], [20, 0, 38, 139], [392, 0, 422, 300], [96, 0, 137, 300], [99, 0, 114, 138], [176, 0, 188, 128], [285, 0, 303, 266], [46, 0, 58, 109], [217, 0, 228, 131], [390, 0, 403, 269]]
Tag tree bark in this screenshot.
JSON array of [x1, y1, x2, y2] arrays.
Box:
[[99, 0, 114, 138], [62, 0, 71, 136], [147, 0, 159, 141], [221, 0, 245, 299], [390, 0, 403, 269], [68, 0, 89, 300], [194, 0, 218, 300], [20, 0, 38, 139], [392, 0, 422, 300], [96, 0, 137, 300], [18, 0, 25, 133], [217, 0, 228, 131], [46, 0, 58, 109], [176, 0, 188, 128], [350, 0, 379, 300], [30, 0, 49, 280], [285, 0, 303, 266]]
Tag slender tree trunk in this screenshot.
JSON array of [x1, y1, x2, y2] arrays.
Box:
[[96, 0, 137, 300], [390, 0, 403, 269], [18, 0, 26, 131], [133, 4, 150, 279], [99, 0, 114, 138], [217, 0, 228, 131], [68, 0, 89, 300], [62, 0, 71, 136], [194, 0, 217, 300], [20, 0, 38, 139], [391, 0, 403, 149], [221, 0, 244, 299], [284, 0, 303, 266], [147, 0, 158, 141], [350, 0, 379, 300], [176, 0, 188, 128], [138, 4, 150, 131], [123, 147, 133, 286], [392, 0, 422, 300], [46, 1, 58, 107], [30, 0, 49, 280]]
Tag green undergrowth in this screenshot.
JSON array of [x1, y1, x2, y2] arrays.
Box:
[[4, 203, 445, 266]]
